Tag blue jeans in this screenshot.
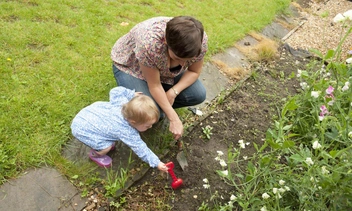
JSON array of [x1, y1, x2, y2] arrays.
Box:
[[112, 64, 206, 109]]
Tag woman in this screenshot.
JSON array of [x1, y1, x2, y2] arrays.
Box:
[[111, 16, 208, 140]]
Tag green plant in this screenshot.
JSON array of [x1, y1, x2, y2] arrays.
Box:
[[69, 171, 103, 197], [104, 152, 133, 197], [250, 69, 259, 81], [198, 201, 210, 211], [110, 196, 126, 209], [202, 125, 213, 139], [205, 9, 352, 210]]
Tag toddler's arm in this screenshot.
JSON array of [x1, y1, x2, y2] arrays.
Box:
[[109, 86, 135, 105]]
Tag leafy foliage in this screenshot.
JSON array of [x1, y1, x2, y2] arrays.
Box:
[[209, 10, 352, 211]]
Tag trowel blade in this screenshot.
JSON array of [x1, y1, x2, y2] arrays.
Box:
[[176, 151, 188, 171]]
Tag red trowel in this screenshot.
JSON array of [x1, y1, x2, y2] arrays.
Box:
[[165, 161, 183, 189]]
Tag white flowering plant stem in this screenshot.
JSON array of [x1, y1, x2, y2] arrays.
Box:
[[203, 10, 352, 211]]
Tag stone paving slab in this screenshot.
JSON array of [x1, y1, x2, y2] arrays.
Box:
[[0, 168, 86, 211], [198, 61, 232, 107]]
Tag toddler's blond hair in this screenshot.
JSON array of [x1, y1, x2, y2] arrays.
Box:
[[121, 95, 159, 125]]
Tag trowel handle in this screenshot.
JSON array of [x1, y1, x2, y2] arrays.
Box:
[[165, 162, 177, 181], [165, 162, 174, 169], [177, 140, 183, 150]]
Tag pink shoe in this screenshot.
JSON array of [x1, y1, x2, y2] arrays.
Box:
[[89, 150, 112, 167]]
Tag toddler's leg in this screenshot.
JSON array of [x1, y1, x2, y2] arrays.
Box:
[[89, 145, 115, 167]]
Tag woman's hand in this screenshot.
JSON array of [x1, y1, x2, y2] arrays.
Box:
[[157, 162, 169, 173], [169, 117, 183, 140], [166, 89, 177, 105], [134, 92, 143, 97]]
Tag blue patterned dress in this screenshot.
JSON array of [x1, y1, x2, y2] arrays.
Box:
[[71, 87, 160, 168]]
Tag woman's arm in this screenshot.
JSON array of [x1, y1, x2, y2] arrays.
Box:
[[140, 64, 183, 140], [166, 59, 204, 100]]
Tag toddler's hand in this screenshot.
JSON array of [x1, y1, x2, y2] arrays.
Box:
[[157, 162, 168, 173]]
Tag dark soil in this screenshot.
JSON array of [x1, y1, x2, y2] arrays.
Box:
[[114, 44, 313, 210]]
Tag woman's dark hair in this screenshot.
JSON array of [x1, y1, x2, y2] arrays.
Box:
[[166, 16, 204, 58]]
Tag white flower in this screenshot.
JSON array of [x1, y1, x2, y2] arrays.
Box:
[[343, 10, 352, 20], [297, 69, 302, 77], [284, 186, 290, 191], [279, 180, 285, 185], [347, 57, 352, 64], [203, 184, 210, 189], [215, 157, 220, 161], [305, 157, 314, 166], [324, 72, 331, 77], [319, 116, 324, 121], [273, 188, 278, 194], [321, 65, 326, 73], [300, 82, 308, 90], [333, 13, 346, 22], [349, 131, 352, 138], [219, 159, 227, 167], [262, 192, 270, 199], [243, 156, 248, 160], [322, 166, 330, 175], [342, 81, 350, 91], [238, 140, 246, 149], [328, 100, 334, 106], [230, 194, 237, 201], [217, 151, 224, 156], [260, 206, 267, 211], [221, 170, 228, 176], [228, 201, 234, 207], [203, 178, 209, 183], [279, 188, 286, 193], [312, 140, 322, 149], [311, 91, 320, 98]]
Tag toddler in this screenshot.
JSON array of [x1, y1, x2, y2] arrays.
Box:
[[71, 86, 168, 172]]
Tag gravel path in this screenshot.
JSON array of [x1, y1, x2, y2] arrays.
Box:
[[286, 0, 351, 61]]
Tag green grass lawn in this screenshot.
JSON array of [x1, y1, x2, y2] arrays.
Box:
[[0, 0, 290, 183]]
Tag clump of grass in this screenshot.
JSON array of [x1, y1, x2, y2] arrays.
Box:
[[211, 59, 248, 80], [256, 38, 279, 61], [235, 32, 278, 62]]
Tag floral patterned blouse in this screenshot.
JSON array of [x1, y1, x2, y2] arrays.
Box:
[[111, 16, 208, 85]]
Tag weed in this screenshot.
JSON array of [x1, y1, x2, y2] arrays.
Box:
[[216, 90, 227, 104], [110, 196, 126, 209], [202, 125, 213, 139], [198, 202, 210, 211], [104, 152, 133, 197], [250, 70, 259, 81]]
